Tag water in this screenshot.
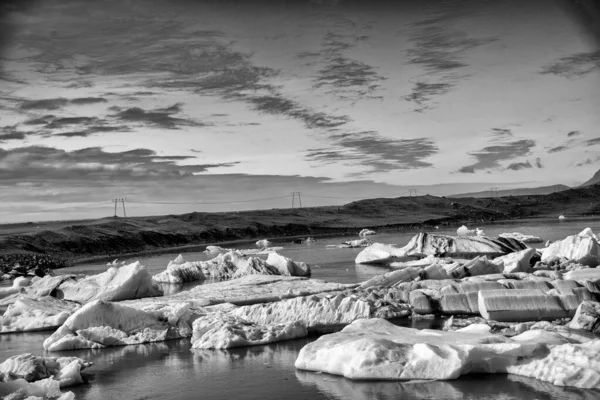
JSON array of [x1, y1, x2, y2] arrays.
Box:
[[3, 217, 600, 399]]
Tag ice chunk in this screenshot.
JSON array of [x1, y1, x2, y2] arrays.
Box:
[[126, 275, 351, 309], [0, 353, 92, 388], [190, 312, 307, 349], [354, 243, 410, 264], [568, 301, 600, 333], [43, 300, 194, 351], [541, 235, 599, 267], [0, 296, 80, 333], [57, 261, 161, 303], [478, 289, 572, 322], [256, 239, 272, 247], [295, 318, 542, 380], [230, 292, 410, 330], [0, 277, 30, 299], [492, 248, 536, 274], [579, 228, 599, 241], [499, 232, 543, 243], [265, 253, 311, 276], [152, 251, 310, 283], [358, 229, 376, 237], [398, 233, 527, 259]]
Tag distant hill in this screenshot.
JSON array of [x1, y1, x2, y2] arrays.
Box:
[[449, 184, 570, 199], [579, 169, 600, 187]]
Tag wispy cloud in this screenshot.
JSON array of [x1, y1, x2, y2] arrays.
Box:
[[567, 130, 581, 137], [307, 131, 438, 173], [403, 13, 496, 111], [20, 98, 69, 111], [458, 139, 536, 173], [0, 126, 26, 141], [70, 97, 108, 105], [541, 50, 600, 77], [110, 103, 207, 129]]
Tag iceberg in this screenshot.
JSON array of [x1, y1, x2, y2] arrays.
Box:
[[57, 261, 162, 303], [568, 301, 600, 333], [0, 377, 74, 400], [0, 277, 30, 299], [541, 235, 599, 267], [295, 318, 600, 389], [1, 296, 80, 333], [256, 239, 272, 247], [229, 291, 410, 331], [190, 312, 307, 349], [0, 353, 92, 388], [358, 229, 376, 237], [152, 251, 310, 284], [492, 248, 536, 274], [43, 300, 194, 351], [499, 232, 543, 243]]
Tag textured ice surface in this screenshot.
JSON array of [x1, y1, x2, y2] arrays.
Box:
[[0, 296, 80, 333]]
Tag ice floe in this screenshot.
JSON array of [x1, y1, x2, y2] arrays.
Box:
[[358, 229, 376, 237], [499, 232, 544, 243], [190, 312, 307, 349], [43, 300, 194, 351], [152, 251, 310, 284], [295, 318, 600, 388], [0, 353, 92, 388], [1, 296, 80, 333], [541, 234, 599, 267]]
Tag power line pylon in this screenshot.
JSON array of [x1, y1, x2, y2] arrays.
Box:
[[113, 198, 127, 217], [408, 189, 418, 197], [291, 192, 302, 208], [489, 187, 499, 198]]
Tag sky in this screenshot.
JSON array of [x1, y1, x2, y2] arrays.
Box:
[[0, 0, 599, 223]]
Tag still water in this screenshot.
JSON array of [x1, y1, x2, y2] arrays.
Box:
[[2, 218, 600, 400]]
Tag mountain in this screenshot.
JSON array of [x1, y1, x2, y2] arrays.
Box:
[[449, 184, 570, 199], [579, 169, 600, 187]]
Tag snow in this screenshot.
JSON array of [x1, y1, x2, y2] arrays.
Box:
[[152, 251, 310, 284], [541, 234, 599, 267], [190, 312, 307, 349], [58, 261, 162, 303], [43, 300, 194, 351], [0, 353, 92, 388], [0, 296, 80, 333]]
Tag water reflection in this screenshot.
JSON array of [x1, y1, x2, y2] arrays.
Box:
[[295, 371, 600, 400]]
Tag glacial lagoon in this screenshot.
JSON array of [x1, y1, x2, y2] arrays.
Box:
[[2, 217, 600, 400]]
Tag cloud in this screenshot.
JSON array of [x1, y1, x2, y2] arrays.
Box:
[[55, 126, 130, 137], [23, 115, 56, 125], [586, 137, 600, 146], [548, 145, 568, 153], [70, 97, 108, 105], [506, 161, 533, 171], [0, 146, 239, 181], [0, 126, 26, 141], [567, 130, 581, 137], [535, 157, 543, 168], [110, 103, 207, 129], [20, 98, 69, 110], [249, 95, 350, 129], [458, 139, 536, 173], [306, 131, 438, 173], [403, 16, 496, 111], [403, 82, 453, 112], [541, 50, 600, 77], [491, 128, 513, 137]]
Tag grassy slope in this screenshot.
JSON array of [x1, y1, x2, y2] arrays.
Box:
[[1, 185, 599, 261]]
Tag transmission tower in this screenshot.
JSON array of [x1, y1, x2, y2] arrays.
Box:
[[408, 189, 418, 197], [113, 198, 127, 217], [291, 192, 303, 208], [489, 187, 499, 198]]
